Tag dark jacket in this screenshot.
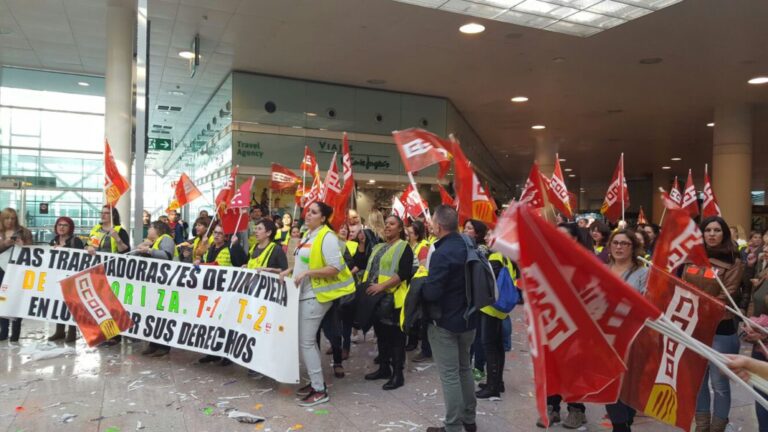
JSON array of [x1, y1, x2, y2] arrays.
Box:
[[49, 236, 85, 249], [422, 231, 476, 333]]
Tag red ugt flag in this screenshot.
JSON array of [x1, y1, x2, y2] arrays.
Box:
[[600, 154, 629, 222], [104, 139, 130, 207], [392, 128, 451, 173], [219, 176, 252, 234], [702, 165, 721, 218], [331, 133, 355, 231], [60, 264, 133, 347], [519, 163, 546, 209], [548, 156, 573, 219], [651, 208, 710, 274], [401, 184, 427, 219], [621, 266, 725, 429], [670, 176, 683, 207], [682, 170, 699, 218], [321, 154, 342, 205], [174, 173, 203, 207], [300, 146, 318, 176], [514, 204, 635, 425], [270, 163, 300, 191]]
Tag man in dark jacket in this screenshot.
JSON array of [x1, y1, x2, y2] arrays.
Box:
[[423, 205, 477, 432]]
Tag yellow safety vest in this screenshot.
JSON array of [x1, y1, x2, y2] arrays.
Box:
[[151, 234, 179, 259], [345, 240, 358, 256], [308, 225, 356, 303], [413, 239, 429, 261], [275, 229, 290, 246], [483, 252, 515, 320], [204, 245, 232, 267], [594, 245, 604, 254], [247, 242, 277, 269], [192, 235, 214, 257], [89, 224, 124, 253], [363, 239, 410, 309]]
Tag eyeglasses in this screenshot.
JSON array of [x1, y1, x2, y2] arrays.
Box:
[[56, 223, 70, 227], [611, 240, 633, 248]]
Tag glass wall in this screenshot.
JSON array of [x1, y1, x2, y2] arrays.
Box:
[[0, 67, 106, 242]]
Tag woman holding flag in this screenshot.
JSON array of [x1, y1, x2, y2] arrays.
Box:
[[285, 202, 356, 407], [87, 205, 130, 254], [684, 216, 745, 432]]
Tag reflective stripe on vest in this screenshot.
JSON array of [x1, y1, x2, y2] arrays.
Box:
[[89, 224, 123, 253], [204, 246, 232, 267], [308, 225, 356, 303], [152, 234, 178, 258], [363, 239, 409, 308], [481, 305, 508, 319], [248, 242, 277, 269]]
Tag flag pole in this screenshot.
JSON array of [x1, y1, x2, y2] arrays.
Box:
[[296, 147, 308, 221], [620, 153, 625, 223], [657, 187, 668, 225], [406, 171, 432, 225]]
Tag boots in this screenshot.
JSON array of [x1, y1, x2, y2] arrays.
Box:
[[383, 368, 404, 390], [65, 326, 77, 343], [694, 412, 711, 432], [365, 362, 392, 380], [383, 336, 405, 390], [9, 319, 21, 342], [710, 416, 728, 432], [48, 324, 66, 341], [476, 350, 502, 399]]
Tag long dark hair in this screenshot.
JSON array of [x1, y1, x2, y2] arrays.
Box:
[[103, 205, 121, 226], [465, 219, 488, 246], [607, 229, 642, 271], [386, 215, 407, 240], [590, 221, 611, 247], [700, 216, 737, 263], [558, 222, 593, 251], [410, 220, 426, 243], [312, 202, 334, 229]]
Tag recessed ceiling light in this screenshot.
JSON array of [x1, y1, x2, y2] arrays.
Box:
[[510, 96, 528, 103], [707, 122, 715, 127], [671, 157, 682, 161], [748, 76, 768, 85], [178, 50, 195, 59], [305, 112, 317, 117], [531, 125, 546, 130], [77, 81, 90, 87], [579, 188, 585, 192], [459, 23, 485, 34], [558, 158, 566, 162], [167, 90, 185, 96], [564, 168, 573, 172], [661, 166, 671, 170], [568, 174, 576, 178], [291, 125, 303, 129], [368, 179, 376, 184]]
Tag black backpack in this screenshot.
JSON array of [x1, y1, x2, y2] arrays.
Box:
[[460, 234, 497, 322]]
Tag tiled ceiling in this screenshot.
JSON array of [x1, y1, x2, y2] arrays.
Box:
[[1, 0, 768, 189]]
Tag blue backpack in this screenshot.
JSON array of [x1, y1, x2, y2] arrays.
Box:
[[492, 266, 519, 314]]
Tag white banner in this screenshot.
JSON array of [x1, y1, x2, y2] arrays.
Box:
[[0, 246, 299, 384]]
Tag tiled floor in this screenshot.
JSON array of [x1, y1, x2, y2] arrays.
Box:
[[0, 312, 760, 431]]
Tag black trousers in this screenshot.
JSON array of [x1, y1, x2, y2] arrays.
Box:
[[547, 395, 586, 413], [0, 318, 22, 340], [481, 314, 505, 391], [373, 308, 406, 371]]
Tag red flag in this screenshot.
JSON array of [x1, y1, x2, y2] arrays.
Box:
[[470, 173, 497, 228], [451, 139, 496, 227], [104, 139, 130, 207], [215, 166, 238, 213], [300, 146, 318, 176], [174, 173, 202, 207], [701, 165, 721, 218], [230, 177, 254, 209], [600, 154, 629, 222], [651, 208, 710, 274], [547, 156, 573, 219], [321, 154, 341, 205], [220, 176, 252, 234], [60, 264, 134, 347], [392, 195, 407, 219], [401, 184, 427, 219], [270, 163, 300, 191], [670, 176, 683, 207], [514, 204, 632, 424], [519, 163, 546, 209], [330, 133, 355, 230], [621, 266, 725, 429], [681, 169, 699, 218], [392, 128, 451, 173], [438, 184, 454, 206], [301, 175, 324, 218], [637, 206, 648, 225]]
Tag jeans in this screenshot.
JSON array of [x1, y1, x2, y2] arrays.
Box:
[[502, 316, 512, 352], [696, 332, 741, 419], [300, 298, 332, 392], [754, 348, 768, 432], [429, 324, 477, 432]]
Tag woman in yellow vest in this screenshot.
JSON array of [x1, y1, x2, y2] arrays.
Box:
[[180, 216, 213, 263], [247, 218, 288, 272], [363, 215, 414, 391], [404, 220, 429, 352], [136, 221, 177, 357], [283, 202, 355, 407], [274, 213, 293, 248], [87, 205, 130, 254]]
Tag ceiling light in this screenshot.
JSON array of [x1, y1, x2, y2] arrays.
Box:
[[568, 174, 576, 178], [305, 112, 317, 117], [368, 179, 376, 184], [178, 50, 195, 59], [564, 168, 572, 172], [510, 96, 529, 103], [558, 158, 566, 162], [707, 122, 715, 127], [168, 90, 185, 96], [748, 76, 768, 85], [291, 126, 303, 129], [661, 166, 671, 170], [579, 188, 585, 192], [77, 81, 90, 87], [671, 157, 682, 161], [459, 23, 485, 34], [531, 125, 546, 130]]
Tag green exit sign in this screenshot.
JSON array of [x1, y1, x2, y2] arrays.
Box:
[[149, 138, 172, 151]]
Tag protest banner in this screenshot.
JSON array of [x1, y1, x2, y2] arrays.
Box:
[[0, 246, 299, 383]]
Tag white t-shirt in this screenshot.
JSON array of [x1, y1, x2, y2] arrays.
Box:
[[293, 226, 345, 301]]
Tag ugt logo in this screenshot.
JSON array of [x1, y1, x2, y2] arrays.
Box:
[[402, 138, 435, 159]]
